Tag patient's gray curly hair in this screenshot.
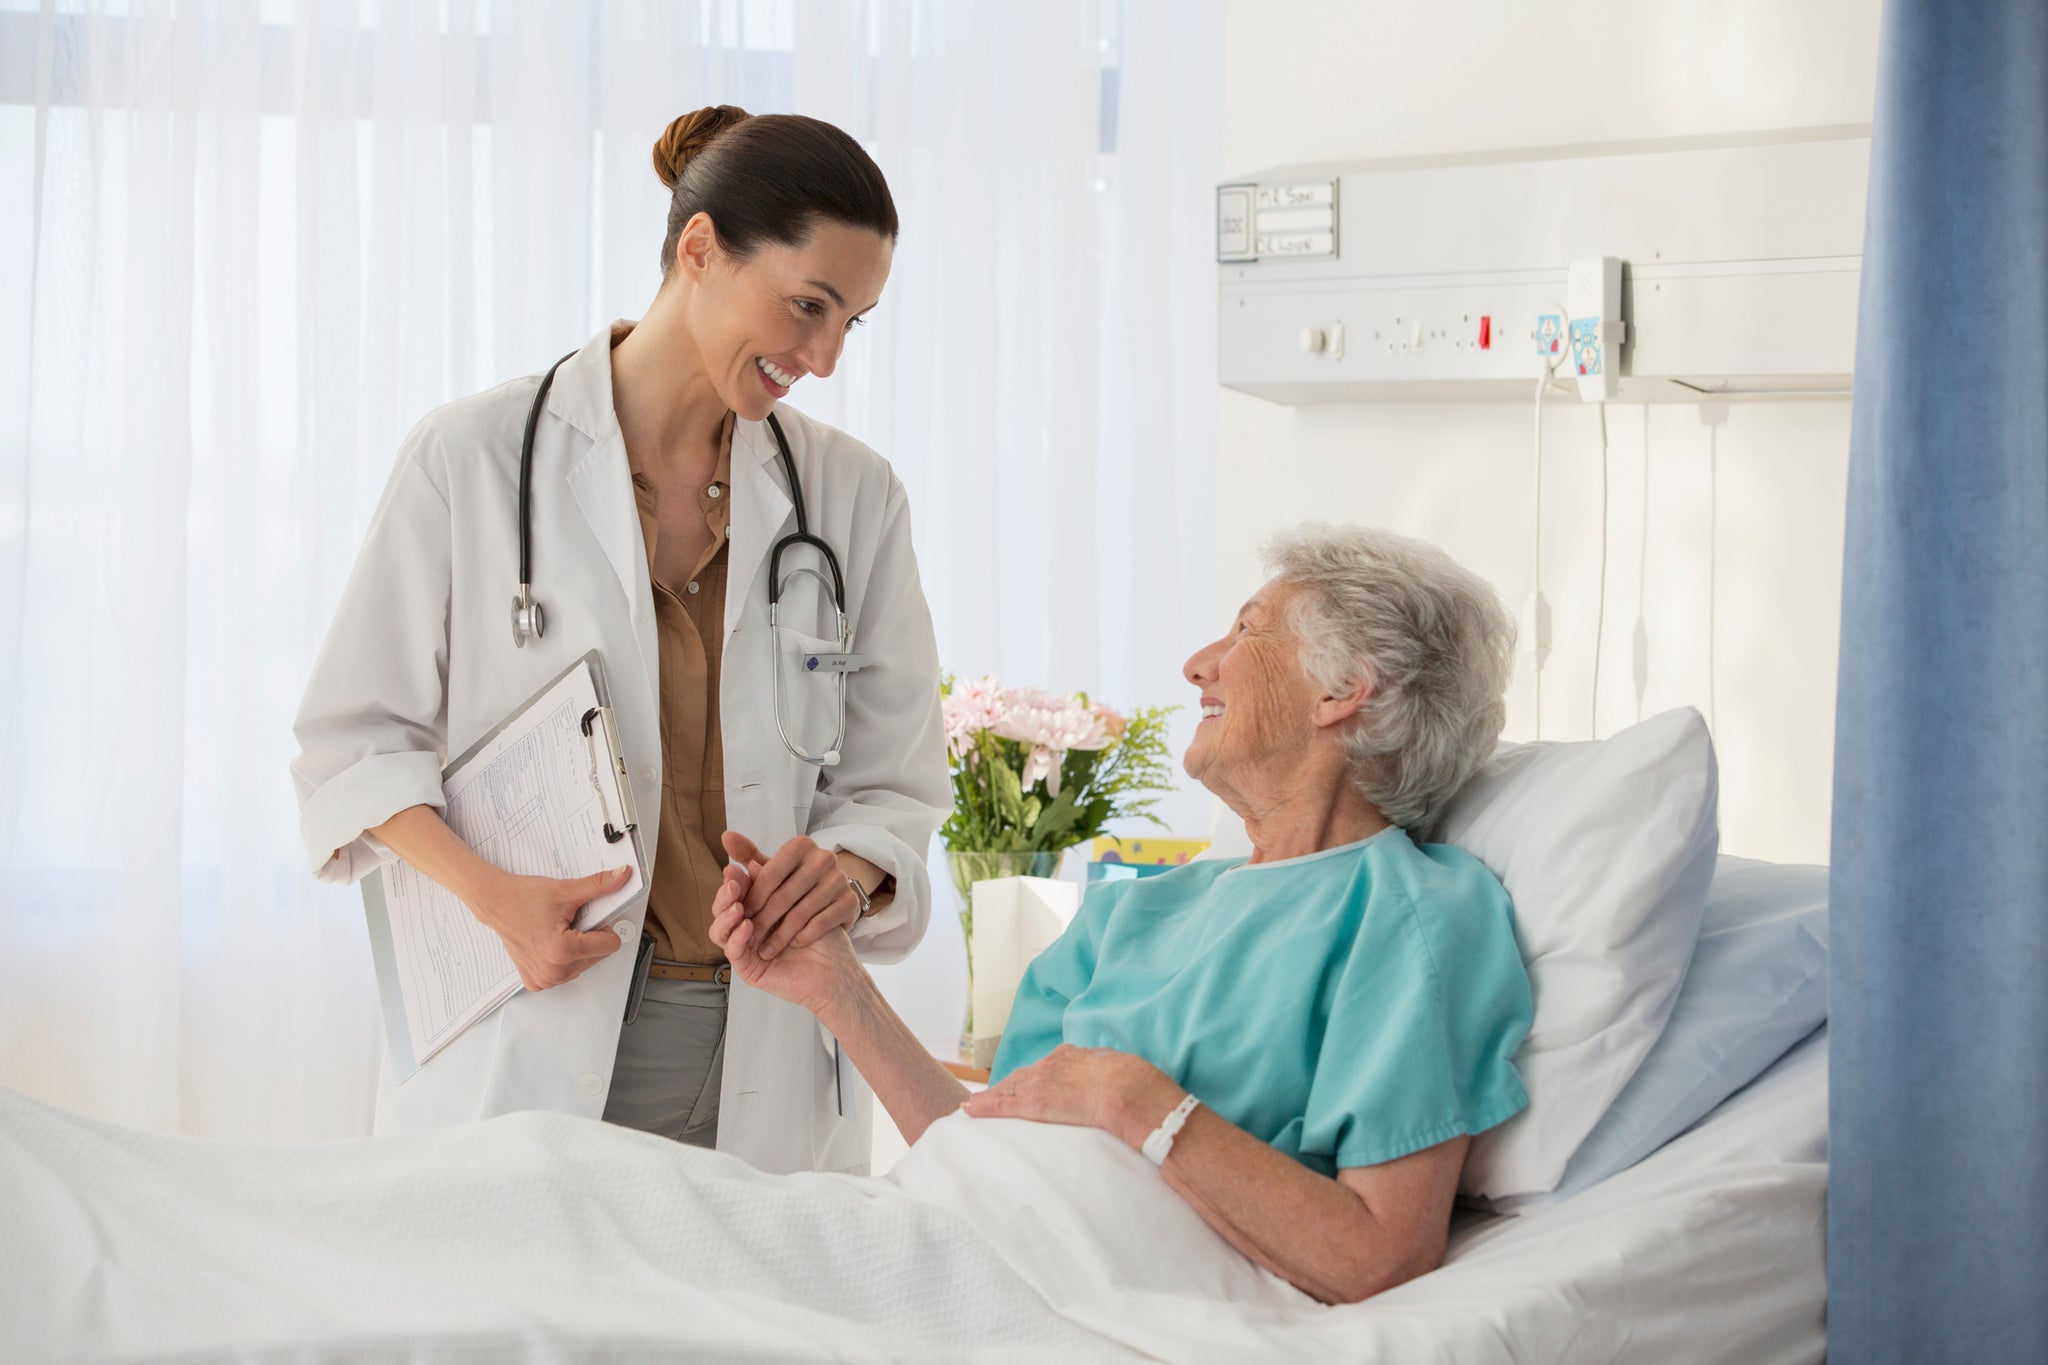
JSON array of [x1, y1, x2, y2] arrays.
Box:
[[1264, 524, 1516, 832]]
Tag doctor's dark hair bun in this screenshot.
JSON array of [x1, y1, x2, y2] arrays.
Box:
[[651, 105, 750, 190], [653, 107, 898, 279]]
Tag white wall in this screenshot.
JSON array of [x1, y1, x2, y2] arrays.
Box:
[[1216, 0, 1882, 864]]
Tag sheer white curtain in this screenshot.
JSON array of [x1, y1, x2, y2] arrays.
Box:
[[0, 0, 1221, 1138]]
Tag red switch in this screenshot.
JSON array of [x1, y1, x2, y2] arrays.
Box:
[[1478, 315, 1492, 350]]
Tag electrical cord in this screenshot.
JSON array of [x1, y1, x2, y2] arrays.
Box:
[[1634, 406, 1651, 724], [1591, 398, 1609, 739], [1528, 305, 1571, 741], [1708, 423, 1719, 736], [1531, 371, 1547, 739]]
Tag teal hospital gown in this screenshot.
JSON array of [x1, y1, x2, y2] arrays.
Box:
[[988, 827, 1533, 1176]]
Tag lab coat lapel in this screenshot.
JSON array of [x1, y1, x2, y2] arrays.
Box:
[[725, 415, 795, 643], [542, 325, 659, 708], [566, 430, 659, 707]]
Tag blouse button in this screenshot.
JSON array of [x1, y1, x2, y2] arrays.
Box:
[[687, 581, 700, 595]]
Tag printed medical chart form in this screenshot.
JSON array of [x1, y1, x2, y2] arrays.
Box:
[[363, 655, 644, 1078]]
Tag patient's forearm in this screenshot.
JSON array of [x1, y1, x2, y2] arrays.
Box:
[[818, 971, 969, 1147], [1112, 1086, 1436, 1305]]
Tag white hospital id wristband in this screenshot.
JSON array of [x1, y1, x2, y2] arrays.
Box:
[[1141, 1092, 1200, 1166]]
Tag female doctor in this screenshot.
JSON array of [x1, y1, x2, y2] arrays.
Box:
[[291, 106, 948, 1176]]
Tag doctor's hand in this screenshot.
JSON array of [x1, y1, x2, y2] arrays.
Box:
[[469, 866, 630, 992], [709, 862, 863, 1016], [719, 831, 865, 961]]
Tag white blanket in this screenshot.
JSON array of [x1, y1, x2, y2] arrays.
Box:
[[902, 1031, 1828, 1364], [0, 1034, 1826, 1364]]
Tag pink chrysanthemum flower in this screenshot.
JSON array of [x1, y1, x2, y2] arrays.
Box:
[[993, 686, 1116, 796], [942, 675, 1007, 758]]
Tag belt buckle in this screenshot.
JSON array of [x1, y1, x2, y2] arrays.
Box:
[[714, 963, 732, 986]]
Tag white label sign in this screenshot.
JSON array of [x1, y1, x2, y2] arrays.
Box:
[[1253, 205, 1333, 234], [1256, 183, 1334, 209], [1255, 232, 1336, 257]]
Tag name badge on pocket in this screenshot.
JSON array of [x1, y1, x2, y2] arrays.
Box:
[[802, 651, 864, 675]]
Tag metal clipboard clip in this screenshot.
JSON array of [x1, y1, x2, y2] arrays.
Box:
[[580, 705, 639, 844]]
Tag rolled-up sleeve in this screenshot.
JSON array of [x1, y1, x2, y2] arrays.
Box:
[[290, 437, 453, 884], [806, 474, 950, 966]]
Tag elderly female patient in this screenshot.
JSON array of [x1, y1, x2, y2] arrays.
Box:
[[712, 524, 1531, 1306]]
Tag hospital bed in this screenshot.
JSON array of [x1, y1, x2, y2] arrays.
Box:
[[0, 713, 1828, 1363], [0, 1027, 1827, 1364], [0, 904, 1827, 1365], [0, 1043, 1826, 1363]]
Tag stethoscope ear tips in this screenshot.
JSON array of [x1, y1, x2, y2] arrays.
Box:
[[822, 750, 842, 767]]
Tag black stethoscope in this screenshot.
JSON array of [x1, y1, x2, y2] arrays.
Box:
[[511, 350, 862, 767]]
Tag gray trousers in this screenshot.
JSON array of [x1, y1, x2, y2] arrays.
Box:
[[601, 976, 728, 1149]]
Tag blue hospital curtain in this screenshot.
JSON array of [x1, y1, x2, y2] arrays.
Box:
[[1829, 2, 2048, 1359]]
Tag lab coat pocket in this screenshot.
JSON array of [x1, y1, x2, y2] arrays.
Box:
[[774, 628, 848, 765]]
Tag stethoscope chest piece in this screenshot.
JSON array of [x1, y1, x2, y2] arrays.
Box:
[[511, 585, 545, 648]]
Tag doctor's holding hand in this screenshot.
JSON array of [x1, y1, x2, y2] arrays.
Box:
[[291, 106, 948, 1175]]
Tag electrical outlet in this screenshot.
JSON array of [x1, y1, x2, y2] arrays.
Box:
[[1567, 256, 1626, 401]]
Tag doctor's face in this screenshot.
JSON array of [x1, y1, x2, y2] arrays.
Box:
[[680, 215, 892, 423]]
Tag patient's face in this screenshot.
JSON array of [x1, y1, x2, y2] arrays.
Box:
[[1181, 580, 1319, 798]]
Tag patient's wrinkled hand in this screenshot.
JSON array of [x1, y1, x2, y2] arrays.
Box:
[[710, 863, 862, 1016], [962, 1044, 1182, 1150]]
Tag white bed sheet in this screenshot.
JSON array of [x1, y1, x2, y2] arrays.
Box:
[[1328, 1027, 1827, 1363], [0, 1032, 1825, 1364]]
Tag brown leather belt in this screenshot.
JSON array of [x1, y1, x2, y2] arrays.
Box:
[[649, 960, 732, 984]]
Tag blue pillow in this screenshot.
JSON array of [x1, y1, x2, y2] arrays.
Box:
[[1507, 856, 1828, 1208]]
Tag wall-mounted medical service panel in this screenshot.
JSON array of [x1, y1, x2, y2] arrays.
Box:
[[1218, 132, 1868, 403]]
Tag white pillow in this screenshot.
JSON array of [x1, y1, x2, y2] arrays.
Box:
[[1496, 855, 1827, 1210], [1428, 707, 1720, 1200]]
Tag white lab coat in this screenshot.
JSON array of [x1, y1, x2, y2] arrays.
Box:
[[291, 323, 950, 1174]]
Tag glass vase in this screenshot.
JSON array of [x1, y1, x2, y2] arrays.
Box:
[[948, 848, 1066, 1068]]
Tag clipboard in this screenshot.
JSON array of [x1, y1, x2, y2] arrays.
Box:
[[362, 650, 648, 1081]]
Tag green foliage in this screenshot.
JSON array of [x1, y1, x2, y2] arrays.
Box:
[[938, 685, 1181, 856]]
